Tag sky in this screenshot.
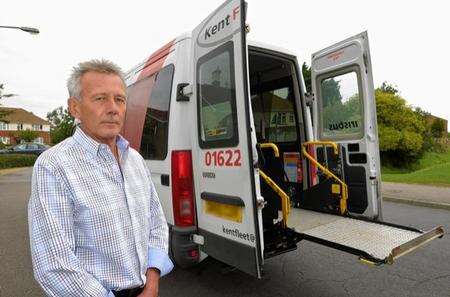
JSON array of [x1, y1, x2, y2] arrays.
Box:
[[1, 0, 449, 131]]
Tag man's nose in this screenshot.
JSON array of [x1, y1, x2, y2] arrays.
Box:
[[105, 96, 120, 114]]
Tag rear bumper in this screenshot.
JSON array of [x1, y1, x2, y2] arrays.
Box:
[[169, 225, 199, 268]]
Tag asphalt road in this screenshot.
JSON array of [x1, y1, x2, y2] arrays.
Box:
[[0, 167, 449, 297]]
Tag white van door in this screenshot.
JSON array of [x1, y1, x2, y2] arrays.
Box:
[[191, 0, 263, 277], [311, 31, 382, 219]]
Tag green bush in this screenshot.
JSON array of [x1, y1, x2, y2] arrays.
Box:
[[0, 154, 37, 169], [376, 89, 427, 166]]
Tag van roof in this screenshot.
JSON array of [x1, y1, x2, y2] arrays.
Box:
[[125, 33, 298, 83], [247, 40, 297, 57]]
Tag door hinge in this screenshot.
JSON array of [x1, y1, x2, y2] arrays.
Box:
[[257, 195, 266, 209], [176, 83, 192, 102], [192, 234, 204, 245]]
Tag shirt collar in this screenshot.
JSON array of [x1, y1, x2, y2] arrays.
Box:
[[73, 126, 129, 156]]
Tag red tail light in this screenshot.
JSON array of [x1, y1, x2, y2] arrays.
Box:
[[171, 150, 195, 227]]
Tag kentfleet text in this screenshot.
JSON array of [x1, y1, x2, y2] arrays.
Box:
[[204, 6, 240, 40], [222, 225, 255, 243]]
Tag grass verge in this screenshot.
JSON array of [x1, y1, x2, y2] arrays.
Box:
[[382, 150, 450, 186]]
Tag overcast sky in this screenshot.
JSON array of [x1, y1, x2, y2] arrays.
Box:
[[1, 0, 449, 130]]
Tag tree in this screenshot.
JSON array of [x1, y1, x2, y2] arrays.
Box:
[[379, 81, 399, 95], [302, 62, 311, 93], [47, 106, 75, 144], [0, 83, 16, 120], [430, 118, 446, 138], [0, 83, 17, 100], [18, 129, 39, 142], [375, 88, 427, 166]]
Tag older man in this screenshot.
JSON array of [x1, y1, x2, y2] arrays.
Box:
[[28, 59, 173, 297]]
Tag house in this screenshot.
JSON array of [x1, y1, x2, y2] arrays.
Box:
[[0, 107, 51, 145], [425, 114, 448, 138]]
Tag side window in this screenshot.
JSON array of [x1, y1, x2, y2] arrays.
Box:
[[197, 41, 238, 148], [318, 71, 363, 139], [139, 64, 174, 160]]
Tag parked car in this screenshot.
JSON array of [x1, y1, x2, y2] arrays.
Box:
[[0, 142, 49, 155]]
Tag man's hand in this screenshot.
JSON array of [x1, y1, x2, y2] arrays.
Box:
[[137, 268, 160, 297]]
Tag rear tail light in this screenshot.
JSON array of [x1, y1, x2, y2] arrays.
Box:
[[171, 150, 195, 227]]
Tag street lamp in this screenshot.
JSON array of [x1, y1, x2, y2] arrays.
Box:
[[0, 25, 39, 35]]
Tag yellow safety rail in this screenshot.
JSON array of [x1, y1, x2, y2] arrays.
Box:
[[301, 141, 348, 215], [258, 142, 290, 228], [259, 169, 290, 228], [259, 143, 280, 157]]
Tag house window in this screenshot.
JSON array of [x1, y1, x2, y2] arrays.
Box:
[[34, 137, 44, 144], [32, 124, 42, 131], [0, 122, 8, 130], [17, 123, 23, 130], [0, 136, 10, 144]]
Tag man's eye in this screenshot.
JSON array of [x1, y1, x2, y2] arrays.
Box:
[[116, 97, 126, 103], [95, 96, 105, 101]]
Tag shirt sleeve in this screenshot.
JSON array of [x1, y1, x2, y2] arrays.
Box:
[[145, 164, 174, 277], [28, 158, 109, 297]]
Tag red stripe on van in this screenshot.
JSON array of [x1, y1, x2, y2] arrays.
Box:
[[123, 39, 175, 151], [137, 39, 175, 80], [123, 77, 156, 150]]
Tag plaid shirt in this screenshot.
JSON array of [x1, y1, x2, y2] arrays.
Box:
[[28, 127, 173, 297]]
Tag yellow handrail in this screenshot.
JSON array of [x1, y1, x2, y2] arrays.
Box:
[[301, 141, 348, 215], [259, 142, 280, 157], [304, 141, 339, 155], [259, 169, 290, 228]]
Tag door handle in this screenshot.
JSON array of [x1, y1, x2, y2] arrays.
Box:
[[161, 174, 170, 186]]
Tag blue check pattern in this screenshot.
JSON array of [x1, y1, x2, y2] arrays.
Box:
[[28, 127, 173, 296]]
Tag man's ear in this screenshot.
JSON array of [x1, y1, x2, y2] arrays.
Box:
[[68, 97, 81, 120]]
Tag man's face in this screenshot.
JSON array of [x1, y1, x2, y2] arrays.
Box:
[[69, 71, 126, 144]]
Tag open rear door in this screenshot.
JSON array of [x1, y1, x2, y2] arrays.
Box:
[[289, 32, 444, 265], [311, 32, 381, 219], [191, 0, 263, 277]]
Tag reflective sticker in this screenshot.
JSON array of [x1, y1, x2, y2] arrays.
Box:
[[204, 200, 243, 223]]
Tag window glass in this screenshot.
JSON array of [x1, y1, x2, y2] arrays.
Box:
[[197, 42, 237, 148], [252, 86, 297, 142], [0, 122, 8, 130], [139, 64, 174, 160], [320, 71, 362, 138]]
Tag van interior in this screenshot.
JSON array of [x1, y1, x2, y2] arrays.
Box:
[[248, 48, 309, 257]]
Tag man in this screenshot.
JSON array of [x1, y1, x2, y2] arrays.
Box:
[[28, 59, 173, 297]]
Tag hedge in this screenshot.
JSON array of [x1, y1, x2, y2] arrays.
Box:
[[0, 154, 37, 169]]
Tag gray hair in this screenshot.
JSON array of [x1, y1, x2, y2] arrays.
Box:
[[67, 59, 125, 100]]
